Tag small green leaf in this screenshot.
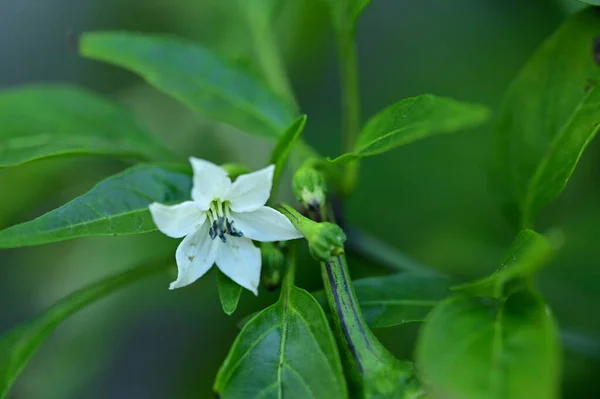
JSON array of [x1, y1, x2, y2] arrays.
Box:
[[491, 9, 600, 227], [80, 32, 297, 140], [331, 95, 490, 164], [0, 258, 170, 399], [0, 85, 173, 168], [416, 291, 561, 399], [217, 270, 242, 316], [269, 115, 307, 189], [453, 229, 556, 298], [0, 164, 191, 248], [214, 286, 347, 398], [313, 273, 452, 328]]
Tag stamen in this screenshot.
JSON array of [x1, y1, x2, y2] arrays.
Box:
[[206, 201, 244, 241]]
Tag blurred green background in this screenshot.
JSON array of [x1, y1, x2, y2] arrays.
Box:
[[1, 0, 599, 397]]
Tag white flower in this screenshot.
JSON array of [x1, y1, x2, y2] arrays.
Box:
[[149, 157, 302, 295]]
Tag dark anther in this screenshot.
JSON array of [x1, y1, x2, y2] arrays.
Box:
[[227, 220, 244, 237], [209, 220, 219, 240]]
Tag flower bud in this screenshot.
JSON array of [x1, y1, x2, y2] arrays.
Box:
[[260, 242, 285, 291], [306, 222, 346, 262], [292, 167, 326, 210], [220, 163, 250, 179], [278, 204, 346, 262]]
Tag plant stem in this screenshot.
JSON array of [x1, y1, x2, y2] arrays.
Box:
[[321, 255, 417, 397], [282, 241, 297, 292], [340, 33, 360, 154], [338, 22, 361, 194], [245, 4, 297, 109]]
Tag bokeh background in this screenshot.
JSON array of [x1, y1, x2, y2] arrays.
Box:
[[1, 0, 599, 397]]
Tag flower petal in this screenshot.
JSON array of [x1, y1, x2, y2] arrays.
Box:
[[226, 165, 274, 213], [232, 206, 302, 242], [149, 201, 206, 238], [171, 223, 219, 289], [190, 157, 232, 209], [216, 236, 261, 295]]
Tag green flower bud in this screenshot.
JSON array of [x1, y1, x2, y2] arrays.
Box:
[[306, 222, 346, 262], [220, 163, 250, 179], [292, 167, 326, 210], [261, 242, 285, 291], [278, 204, 346, 262]]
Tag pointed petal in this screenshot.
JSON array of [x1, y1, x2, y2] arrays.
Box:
[[216, 237, 261, 295], [190, 157, 231, 209], [171, 223, 219, 289], [226, 165, 274, 213], [149, 201, 206, 238], [232, 206, 302, 242]]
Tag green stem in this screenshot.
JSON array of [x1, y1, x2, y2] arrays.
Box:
[[282, 241, 297, 292], [338, 22, 361, 194], [321, 254, 417, 397], [245, 4, 297, 109]]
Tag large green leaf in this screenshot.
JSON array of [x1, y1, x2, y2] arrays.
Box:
[[491, 9, 600, 227], [0, 85, 173, 168], [453, 229, 555, 298], [0, 164, 191, 248], [578, 1, 600, 5], [416, 291, 560, 399], [331, 95, 490, 164], [0, 258, 171, 399], [80, 32, 297, 140], [214, 286, 347, 398], [314, 273, 452, 328]]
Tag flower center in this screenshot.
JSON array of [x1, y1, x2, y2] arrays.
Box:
[[207, 200, 243, 243]]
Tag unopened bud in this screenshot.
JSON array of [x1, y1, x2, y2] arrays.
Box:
[[220, 163, 250, 179], [278, 204, 346, 262], [306, 222, 346, 262], [261, 242, 285, 291], [292, 167, 326, 210]]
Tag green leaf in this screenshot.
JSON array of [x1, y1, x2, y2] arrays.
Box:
[[269, 115, 307, 189], [453, 229, 556, 298], [416, 291, 561, 399], [0, 258, 170, 399], [0, 164, 191, 248], [0, 85, 173, 168], [79, 32, 297, 140], [491, 9, 600, 227], [217, 270, 242, 316], [578, 1, 600, 5], [313, 273, 452, 328], [331, 95, 490, 164], [214, 286, 347, 398]]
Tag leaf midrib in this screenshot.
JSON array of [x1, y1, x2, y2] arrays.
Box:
[[86, 37, 291, 136], [521, 84, 597, 222]]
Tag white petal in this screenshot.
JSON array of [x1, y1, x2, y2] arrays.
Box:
[[226, 165, 274, 213], [232, 206, 303, 242], [170, 223, 219, 289], [190, 157, 232, 209], [149, 201, 206, 238], [216, 236, 261, 295]]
